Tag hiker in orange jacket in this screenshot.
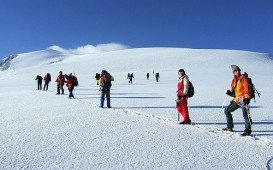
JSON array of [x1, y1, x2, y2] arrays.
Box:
[[223, 65, 253, 136]]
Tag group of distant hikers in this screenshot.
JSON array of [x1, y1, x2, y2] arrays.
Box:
[[126, 72, 159, 84], [35, 71, 78, 99], [147, 71, 160, 82], [35, 73, 51, 91], [35, 65, 259, 136]]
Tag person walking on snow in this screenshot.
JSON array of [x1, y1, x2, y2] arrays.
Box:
[[223, 65, 253, 136], [155, 72, 160, 82], [128, 73, 134, 84], [65, 73, 76, 99], [176, 69, 191, 124], [43, 73, 51, 91], [35, 75, 43, 90], [55, 71, 65, 95], [99, 70, 114, 108]]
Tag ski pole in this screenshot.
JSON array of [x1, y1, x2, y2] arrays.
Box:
[[244, 104, 267, 170], [178, 112, 180, 122], [212, 95, 228, 127], [175, 98, 181, 122]]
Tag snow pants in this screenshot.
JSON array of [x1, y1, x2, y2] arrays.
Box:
[[68, 87, 74, 99], [57, 84, 64, 94], [37, 83, 42, 90], [43, 83, 49, 91], [177, 97, 190, 121]]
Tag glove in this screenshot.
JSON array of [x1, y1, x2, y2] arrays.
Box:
[[226, 90, 235, 97]]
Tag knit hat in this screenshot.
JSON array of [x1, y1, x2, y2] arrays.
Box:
[[231, 65, 241, 72], [178, 69, 185, 73]]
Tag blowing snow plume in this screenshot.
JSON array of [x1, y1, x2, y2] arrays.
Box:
[[57, 43, 130, 55]]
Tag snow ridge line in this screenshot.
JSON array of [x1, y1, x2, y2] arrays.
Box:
[[72, 96, 273, 149]]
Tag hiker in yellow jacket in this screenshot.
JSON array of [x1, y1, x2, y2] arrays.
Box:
[[223, 65, 253, 136]]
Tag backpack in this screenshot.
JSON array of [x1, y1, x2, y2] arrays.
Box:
[[48, 74, 51, 82], [104, 73, 112, 83], [102, 73, 113, 90], [73, 76, 79, 86], [248, 77, 260, 101], [187, 81, 195, 98]]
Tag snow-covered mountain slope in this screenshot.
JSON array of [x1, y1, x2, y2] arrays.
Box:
[[0, 43, 129, 71], [1, 46, 273, 169]]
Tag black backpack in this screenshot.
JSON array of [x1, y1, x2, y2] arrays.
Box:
[[104, 73, 112, 83], [102, 73, 112, 90], [188, 81, 195, 98], [73, 76, 79, 86]]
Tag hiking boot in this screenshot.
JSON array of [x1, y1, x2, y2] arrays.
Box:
[[241, 129, 252, 136], [56, 93, 60, 95], [99, 106, 104, 108], [179, 120, 191, 125], [107, 106, 112, 108], [222, 127, 234, 132]]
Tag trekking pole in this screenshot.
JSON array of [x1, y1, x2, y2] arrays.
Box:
[[245, 104, 253, 132], [212, 95, 228, 127], [244, 104, 267, 170], [178, 112, 180, 122], [175, 98, 181, 122]]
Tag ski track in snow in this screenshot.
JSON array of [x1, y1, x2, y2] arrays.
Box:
[[75, 91, 273, 149]]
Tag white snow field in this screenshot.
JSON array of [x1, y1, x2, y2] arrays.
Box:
[[1, 45, 273, 169]]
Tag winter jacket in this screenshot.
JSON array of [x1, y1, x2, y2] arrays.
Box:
[[65, 76, 75, 89], [231, 73, 252, 102], [35, 76, 43, 83], [177, 74, 189, 97], [44, 74, 51, 83], [55, 75, 65, 85]]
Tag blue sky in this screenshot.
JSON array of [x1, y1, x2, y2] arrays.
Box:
[[0, 0, 273, 59]]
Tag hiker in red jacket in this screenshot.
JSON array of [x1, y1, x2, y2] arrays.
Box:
[[65, 73, 76, 99], [55, 71, 65, 95], [176, 69, 191, 124]]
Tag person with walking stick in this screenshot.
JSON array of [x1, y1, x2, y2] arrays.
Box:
[[223, 65, 253, 136]]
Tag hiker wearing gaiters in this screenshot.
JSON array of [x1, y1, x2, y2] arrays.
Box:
[[176, 69, 191, 124], [223, 65, 257, 136]]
